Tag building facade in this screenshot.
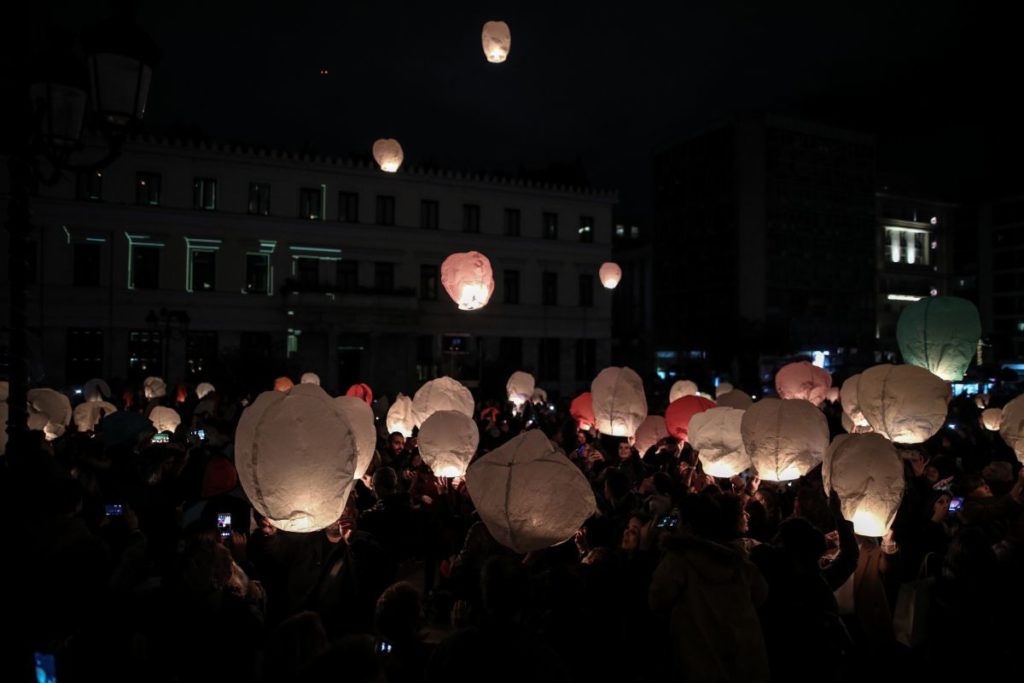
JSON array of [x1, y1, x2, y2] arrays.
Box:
[[0, 137, 616, 399], [981, 196, 1024, 362]]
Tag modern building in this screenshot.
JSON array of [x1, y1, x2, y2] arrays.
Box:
[[0, 136, 616, 399], [981, 196, 1024, 362]]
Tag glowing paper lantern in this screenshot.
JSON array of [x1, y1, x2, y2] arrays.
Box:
[[411, 376, 474, 428], [386, 393, 415, 437], [84, 378, 111, 402], [236, 383, 358, 532], [418, 410, 479, 477], [73, 401, 117, 432], [823, 433, 905, 536], [274, 377, 294, 393], [300, 372, 321, 386], [689, 407, 751, 478], [775, 361, 832, 407], [372, 138, 403, 173], [570, 393, 595, 430], [149, 406, 181, 434], [335, 396, 376, 479], [715, 382, 734, 399], [441, 251, 494, 311], [840, 375, 870, 428], [530, 388, 548, 405], [466, 429, 596, 553], [481, 20, 511, 63], [669, 380, 698, 403], [143, 376, 166, 400], [346, 383, 374, 405], [999, 395, 1024, 463], [664, 395, 716, 442], [196, 382, 216, 399], [599, 262, 622, 290], [591, 367, 648, 437], [716, 390, 752, 410], [857, 364, 949, 444], [896, 296, 981, 382], [634, 415, 669, 455], [982, 408, 1003, 432], [27, 388, 72, 441], [826, 387, 840, 403], [741, 398, 829, 481], [506, 371, 535, 408]]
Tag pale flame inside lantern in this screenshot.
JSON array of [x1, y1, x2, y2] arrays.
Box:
[[455, 282, 493, 311], [851, 509, 888, 537]]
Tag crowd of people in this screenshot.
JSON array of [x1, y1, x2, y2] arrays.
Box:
[[2, 374, 1023, 682]]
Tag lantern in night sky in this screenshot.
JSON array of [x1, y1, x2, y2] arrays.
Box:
[[982, 407, 1003, 432], [196, 382, 216, 400], [372, 138, 404, 173], [481, 20, 511, 63], [149, 406, 181, 434], [506, 371, 535, 408], [418, 410, 479, 478], [441, 251, 494, 311], [840, 375, 870, 429], [633, 415, 669, 455], [300, 372, 321, 386], [856, 364, 949, 444], [824, 433, 906, 537], [570, 392, 595, 431], [84, 378, 111, 402], [74, 401, 117, 433], [775, 361, 832, 407], [531, 387, 548, 405], [412, 376, 475, 428], [346, 383, 374, 405], [335, 396, 376, 479], [599, 262, 622, 289], [664, 395, 716, 442], [591, 366, 647, 437], [274, 377, 294, 393], [716, 391, 753, 410], [669, 380, 698, 403], [741, 398, 829, 481], [386, 393, 415, 437], [896, 296, 981, 382], [689, 406, 751, 478], [144, 376, 166, 400], [27, 388, 72, 441], [716, 382, 734, 398]]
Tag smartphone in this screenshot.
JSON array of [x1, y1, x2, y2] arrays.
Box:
[[105, 504, 124, 517], [34, 652, 57, 683], [656, 515, 679, 530], [217, 513, 232, 539], [375, 639, 393, 654], [152, 433, 170, 444], [192, 429, 206, 441], [576, 444, 586, 456], [948, 497, 964, 513]]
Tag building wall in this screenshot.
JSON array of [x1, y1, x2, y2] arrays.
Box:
[[982, 196, 1024, 362]]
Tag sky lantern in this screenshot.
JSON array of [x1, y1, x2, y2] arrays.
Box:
[[599, 262, 622, 289], [466, 429, 596, 553], [634, 415, 670, 455], [411, 376, 475, 428], [372, 138, 403, 172], [301, 372, 321, 386], [84, 378, 111, 402], [669, 380, 698, 403], [386, 393, 415, 437], [775, 361, 832, 406], [273, 376, 294, 393], [149, 406, 181, 434], [74, 401, 117, 433], [840, 375, 870, 428], [826, 387, 840, 403], [689, 407, 752, 478], [531, 387, 547, 405], [716, 390, 752, 410], [236, 383, 358, 532], [481, 20, 511, 63], [441, 251, 494, 311], [999, 395, 1024, 463], [896, 296, 981, 382], [506, 371, 535, 409], [346, 383, 374, 405], [418, 410, 479, 477], [715, 382, 734, 398], [591, 366, 648, 437], [196, 382, 216, 399], [664, 395, 716, 442], [856, 364, 949, 444], [570, 392, 595, 430], [143, 376, 166, 399], [335, 396, 376, 479], [27, 388, 72, 441], [982, 407, 1003, 432], [741, 398, 829, 481], [824, 433, 906, 537]]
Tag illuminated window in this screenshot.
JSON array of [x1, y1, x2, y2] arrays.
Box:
[[299, 187, 323, 220], [135, 172, 161, 206], [578, 216, 594, 243], [886, 226, 931, 265], [76, 170, 102, 201]]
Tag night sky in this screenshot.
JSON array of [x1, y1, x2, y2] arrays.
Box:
[[13, 1, 1024, 212]]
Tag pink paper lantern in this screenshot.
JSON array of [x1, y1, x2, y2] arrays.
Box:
[[664, 395, 716, 442], [372, 138, 403, 173], [599, 262, 622, 289], [775, 361, 832, 406], [274, 376, 294, 393], [441, 251, 495, 311], [570, 392, 595, 431], [346, 383, 374, 405]]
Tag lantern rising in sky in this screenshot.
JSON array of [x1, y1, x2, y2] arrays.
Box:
[[824, 433, 905, 537], [481, 20, 511, 63], [591, 366, 647, 437], [386, 393, 415, 437], [372, 138, 404, 173], [741, 398, 829, 481], [441, 251, 494, 310], [599, 262, 622, 289], [896, 295, 981, 381], [418, 410, 480, 478]]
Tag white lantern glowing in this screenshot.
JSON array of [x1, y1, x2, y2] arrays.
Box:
[[386, 393, 415, 437], [335, 396, 376, 479], [481, 20, 511, 63], [634, 415, 669, 455], [236, 383, 358, 532], [982, 408, 1003, 432], [669, 380, 699, 403], [591, 366, 648, 437], [840, 375, 870, 428], [144, 376, 166, 400], [999, 395, 1024, 463], [716, 390, 752, 410], [823, 433, 906, 537], [412, 376, 475, 428], [741, 398, 829, 481], [466, 429, 596, 553], [73, 401, 117, 433], [775, 361, 832, 407], [372, 138, 403, 173], [689, 407, 752, 478], [418, 410, 479, 478], [506, 371, 535, 408], [196, 382, 216, 399], [300, 372, 321, 386], [27, 388, 72, 441], [84, 378, 111, 402], [149, 406, 181, 434], [441, 251, 494, 311], [857, 364, 949, 444], [599, 262, 622, 290]]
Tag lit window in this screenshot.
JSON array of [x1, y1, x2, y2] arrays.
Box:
[[615, 224, 625, 237]]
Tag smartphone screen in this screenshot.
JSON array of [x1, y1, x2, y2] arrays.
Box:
[[217, 513, 232, 539], [375, 639, 393, 654], [656, 515, 679, 529], [152, 433, 170, 444], [105, 504, 124, 517], [34, 652, 57, 683], [948, 497, 964, 513]]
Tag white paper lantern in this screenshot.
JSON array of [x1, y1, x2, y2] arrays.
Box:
[[418, 410, 479, 478], [73, 401, 117, 433], [481, 20, 511, 63], [824, 433, 906, 537], [826, 387, 841, 403], [300, 372, 321, 386], [195, 382, 216, 400], [236, 383, 358, 532], [982, 408, 1003, 432], [530, 388, 548, 405], [999, 395, 1024, 463], [441, 251, 494, 311], [857, 364, 949, 444], [466, 430, 596, 553], [412, 376, 475, 428], [669, 380, 698, 403], [716, 390, 752, 410], [27, 388, 72, 441], [143, 376, 166, 400], [386, 393, 415, 437], [591, 366, 648, 437], [690, 407, 752, 478], [149, 406, 181, 434], [634, 415, 669, 455], [741, 398, 829, 481], [715, 382, 734, 398], [372, 138, 403, 173], [335, 396, 376, 479], [599, 262, 622, 290], [506, 371, 535, 408], [775, 361, 832, 407], [84, 378, 111, 402], [840, 375, 870, 428]]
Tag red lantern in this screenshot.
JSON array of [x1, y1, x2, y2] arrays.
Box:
[[570, 392, 595, 430], [664, 395, 716, 442], [274, 376, 294, 393], [346, 383, 374, 405]]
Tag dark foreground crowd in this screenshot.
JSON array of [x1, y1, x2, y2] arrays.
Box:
[[2, 380, 1023, 682]]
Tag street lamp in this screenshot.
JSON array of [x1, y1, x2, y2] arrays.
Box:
[[5, 6, 158, 462]]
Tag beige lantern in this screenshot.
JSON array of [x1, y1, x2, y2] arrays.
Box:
[[840, 375, 870, 429], [599, 262, 622, 290], [412, 376, 475, 428], [669, 380, 699, 403], [466, 429, 596, 553], [335, 396, 376, 479], [418, 410, 479, 478], [481, 20, 511, 63], [715, 382, 734, 398], [441, 251, 495, 311], [73, 401, 117, 433], [690, 407, 752, 478], [386, 393, 416, 437], [826, 387, 841, 403], [195, 382, 216, 400], [143, 376, 167, 400], [857, 364, 949, 444], [506, 371, 535, 409], [999, 395, 1024, 463], [84, 378, 111, 402], [236, 383, 358, 532], [591, 366, 648, 437], [530, 387, 548, 405], [775, 361, 832, 407], [981, 408, 1003, 432], [716, 390, 753, 410], [824, 433, 906, 537], [741, 398, 829, 481], [27, 388, 72, 441], [372, 138, 403, 173], [300, 372, 321, 386], [634, 415, 669, 455], [149, 406, 181, 434]]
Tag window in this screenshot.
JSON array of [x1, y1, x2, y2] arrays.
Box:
[[130, 245, 160, 290], [135, 172, 161, 206], [375, 262, 395, 291], [504, 270, 520, 304], [376, 195, 395, 225], [189, 250, 216, 292], [421, 200, 439, 229], [296, 258, 319, 287], [504, 208, 521, 237], [420, 264, 438, 300], [248, 182, 271, 215], [300, 187, 322, 220], [336, 260, 358, 292], [463, 204, 481, 233], [543, 212, 558, 240], [575, 339, 596, 381], [25, 240, 38, 285], [66, 329, 104, 384], [579, 273, 593, 307], [542, 272, 558, 306], [128, 330, 162, 378], [339, 192, 359, 223], [245, 254, 271, 294], [886, 226, 932, 266], [193, 177, 217, 210], [615, 224, 625, 237], [186, 332, 218, 378], [500, 337, 523, 368], [578, 215, 594, 243], [539, 338, 561, 381], [76, 170, 102, 201], [73, 243, 102, 287]]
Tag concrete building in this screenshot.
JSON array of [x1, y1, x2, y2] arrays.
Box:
[[0, 136, 616, 399], [981, 196, 1024, 362]]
